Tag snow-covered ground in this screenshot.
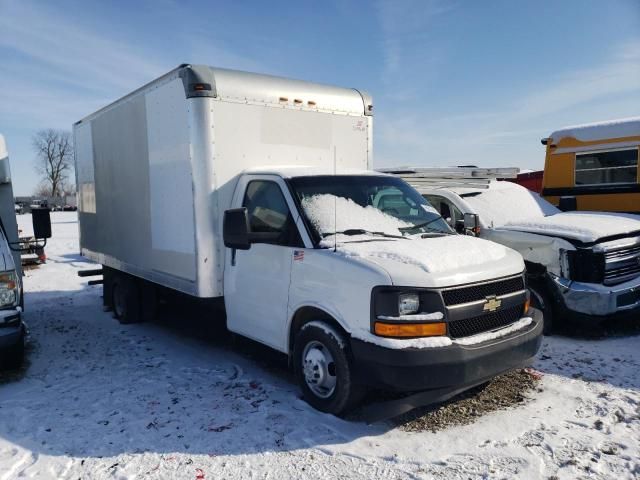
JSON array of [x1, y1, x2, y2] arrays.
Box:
[[0, 212, 638, 479]]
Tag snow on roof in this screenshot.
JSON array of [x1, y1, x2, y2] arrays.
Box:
[[453, 180, 559, 228], [549, 116, 640, 143], [0, 134, 6, 160], [243, 165, 383, 178]]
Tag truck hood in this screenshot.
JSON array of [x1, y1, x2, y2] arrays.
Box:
[[326, 234, 524, 288], [499, 212, 640, 244]]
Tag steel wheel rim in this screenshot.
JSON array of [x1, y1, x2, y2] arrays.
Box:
[[302, 340, 337, 398]]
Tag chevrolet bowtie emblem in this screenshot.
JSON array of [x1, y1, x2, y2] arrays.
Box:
[[483, 295, 502, 312]]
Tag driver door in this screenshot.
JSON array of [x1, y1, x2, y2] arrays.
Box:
[[223, 175, 304, 351]]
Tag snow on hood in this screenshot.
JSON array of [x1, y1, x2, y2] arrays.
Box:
[[304, 193, 517, 281], [500, 212, 640, 243], [320, 234, 508, 274], [302, 194, 411, 236]]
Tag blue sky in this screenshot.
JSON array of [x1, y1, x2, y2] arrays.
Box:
[[1, 0, 639, 195]]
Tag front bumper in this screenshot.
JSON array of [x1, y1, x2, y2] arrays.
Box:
[[351, 308, 543, 392], [0, 308, 24, 350], [549, 273, 640, 317]]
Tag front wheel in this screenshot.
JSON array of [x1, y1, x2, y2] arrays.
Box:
[[530, 287, 554, 335], [1, 335, 24, 370], [293, 322, 363, 415]]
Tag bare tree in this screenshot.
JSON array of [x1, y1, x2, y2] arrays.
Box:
[[32, 129, 73, 198]]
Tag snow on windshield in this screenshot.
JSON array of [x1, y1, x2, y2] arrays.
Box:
[[301, 194, 411, 236], [463, 182, 559, 228]]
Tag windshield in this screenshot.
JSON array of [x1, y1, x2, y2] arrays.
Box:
[[461, 182, 560, 227], [290, 175, 452, 244]]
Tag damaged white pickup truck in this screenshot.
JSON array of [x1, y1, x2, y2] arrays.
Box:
[[386, 169, 640, 333]]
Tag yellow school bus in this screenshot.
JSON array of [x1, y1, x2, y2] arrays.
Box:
[[541, 117, 640, 213]]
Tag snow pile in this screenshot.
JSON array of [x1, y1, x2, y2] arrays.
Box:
[[301, 194, 411, 236], [377, 312, 444, 321], [549, 116, 640, 143], [321, 234, 507, 274], [501, 211, 640, 243], [453, 317, 532, 346], [462, 181, 559, 228]]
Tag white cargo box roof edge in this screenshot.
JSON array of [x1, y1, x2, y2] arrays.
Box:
[[0, 134, 7, 160], [74, 64, 373, 126]]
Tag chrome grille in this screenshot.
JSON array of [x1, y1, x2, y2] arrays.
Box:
[[604, 243, 640, 286], [441, 276, 524, 306]]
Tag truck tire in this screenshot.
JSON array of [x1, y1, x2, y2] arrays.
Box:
[[112, 275, 141, 324], [530, 287, 554, 335], [293, 322, 363, 415], [140, 282, 158, 323], [1, 335, 24, 370]]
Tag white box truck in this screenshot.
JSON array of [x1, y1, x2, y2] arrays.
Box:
[[74, 65, 542, 415]]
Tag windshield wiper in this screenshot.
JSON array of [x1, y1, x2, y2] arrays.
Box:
[[321, 229, 409, 240], [398, 217, 450, 233]]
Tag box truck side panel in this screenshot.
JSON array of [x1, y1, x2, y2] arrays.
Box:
[[76, 78, 197, 294], [145, 80, 196, 275], [91, 95, 153, 272]]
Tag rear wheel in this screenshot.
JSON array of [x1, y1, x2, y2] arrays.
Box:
[[112, 276, 141, 324], [293, 322, 363, 415]]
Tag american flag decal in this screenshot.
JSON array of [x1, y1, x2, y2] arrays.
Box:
[[293, 250, 305, 261]]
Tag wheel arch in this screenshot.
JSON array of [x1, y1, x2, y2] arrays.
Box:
[[287, 305, 350, 356]]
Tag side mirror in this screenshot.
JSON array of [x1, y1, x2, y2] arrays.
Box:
[[463, 213, 480, 236], [558, 196, 577, 212], [223, 208, 251, 250], [32, 207, 52, 239]]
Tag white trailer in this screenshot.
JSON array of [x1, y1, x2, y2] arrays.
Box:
[[74, 65, 542, 416]]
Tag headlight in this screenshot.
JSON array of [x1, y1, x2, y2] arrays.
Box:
[[0, 271, 18, 308], [398, 293, 420, 316]]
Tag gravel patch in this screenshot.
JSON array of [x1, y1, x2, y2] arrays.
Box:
[[395, 369, 541, 432]]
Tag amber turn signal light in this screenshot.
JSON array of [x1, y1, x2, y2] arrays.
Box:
[[523, 298, 531, 315], [374, 322, 447, 338]]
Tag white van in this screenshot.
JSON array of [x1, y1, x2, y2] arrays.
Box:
[[74, 65, 542, 414]]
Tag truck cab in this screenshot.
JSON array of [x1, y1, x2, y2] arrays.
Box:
[[390, 168, 640, 333], [221, 167, 542, 413]]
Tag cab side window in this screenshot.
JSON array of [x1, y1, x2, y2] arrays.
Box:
[[423, 194, 463, 226], [242, 180, 303, 247]]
